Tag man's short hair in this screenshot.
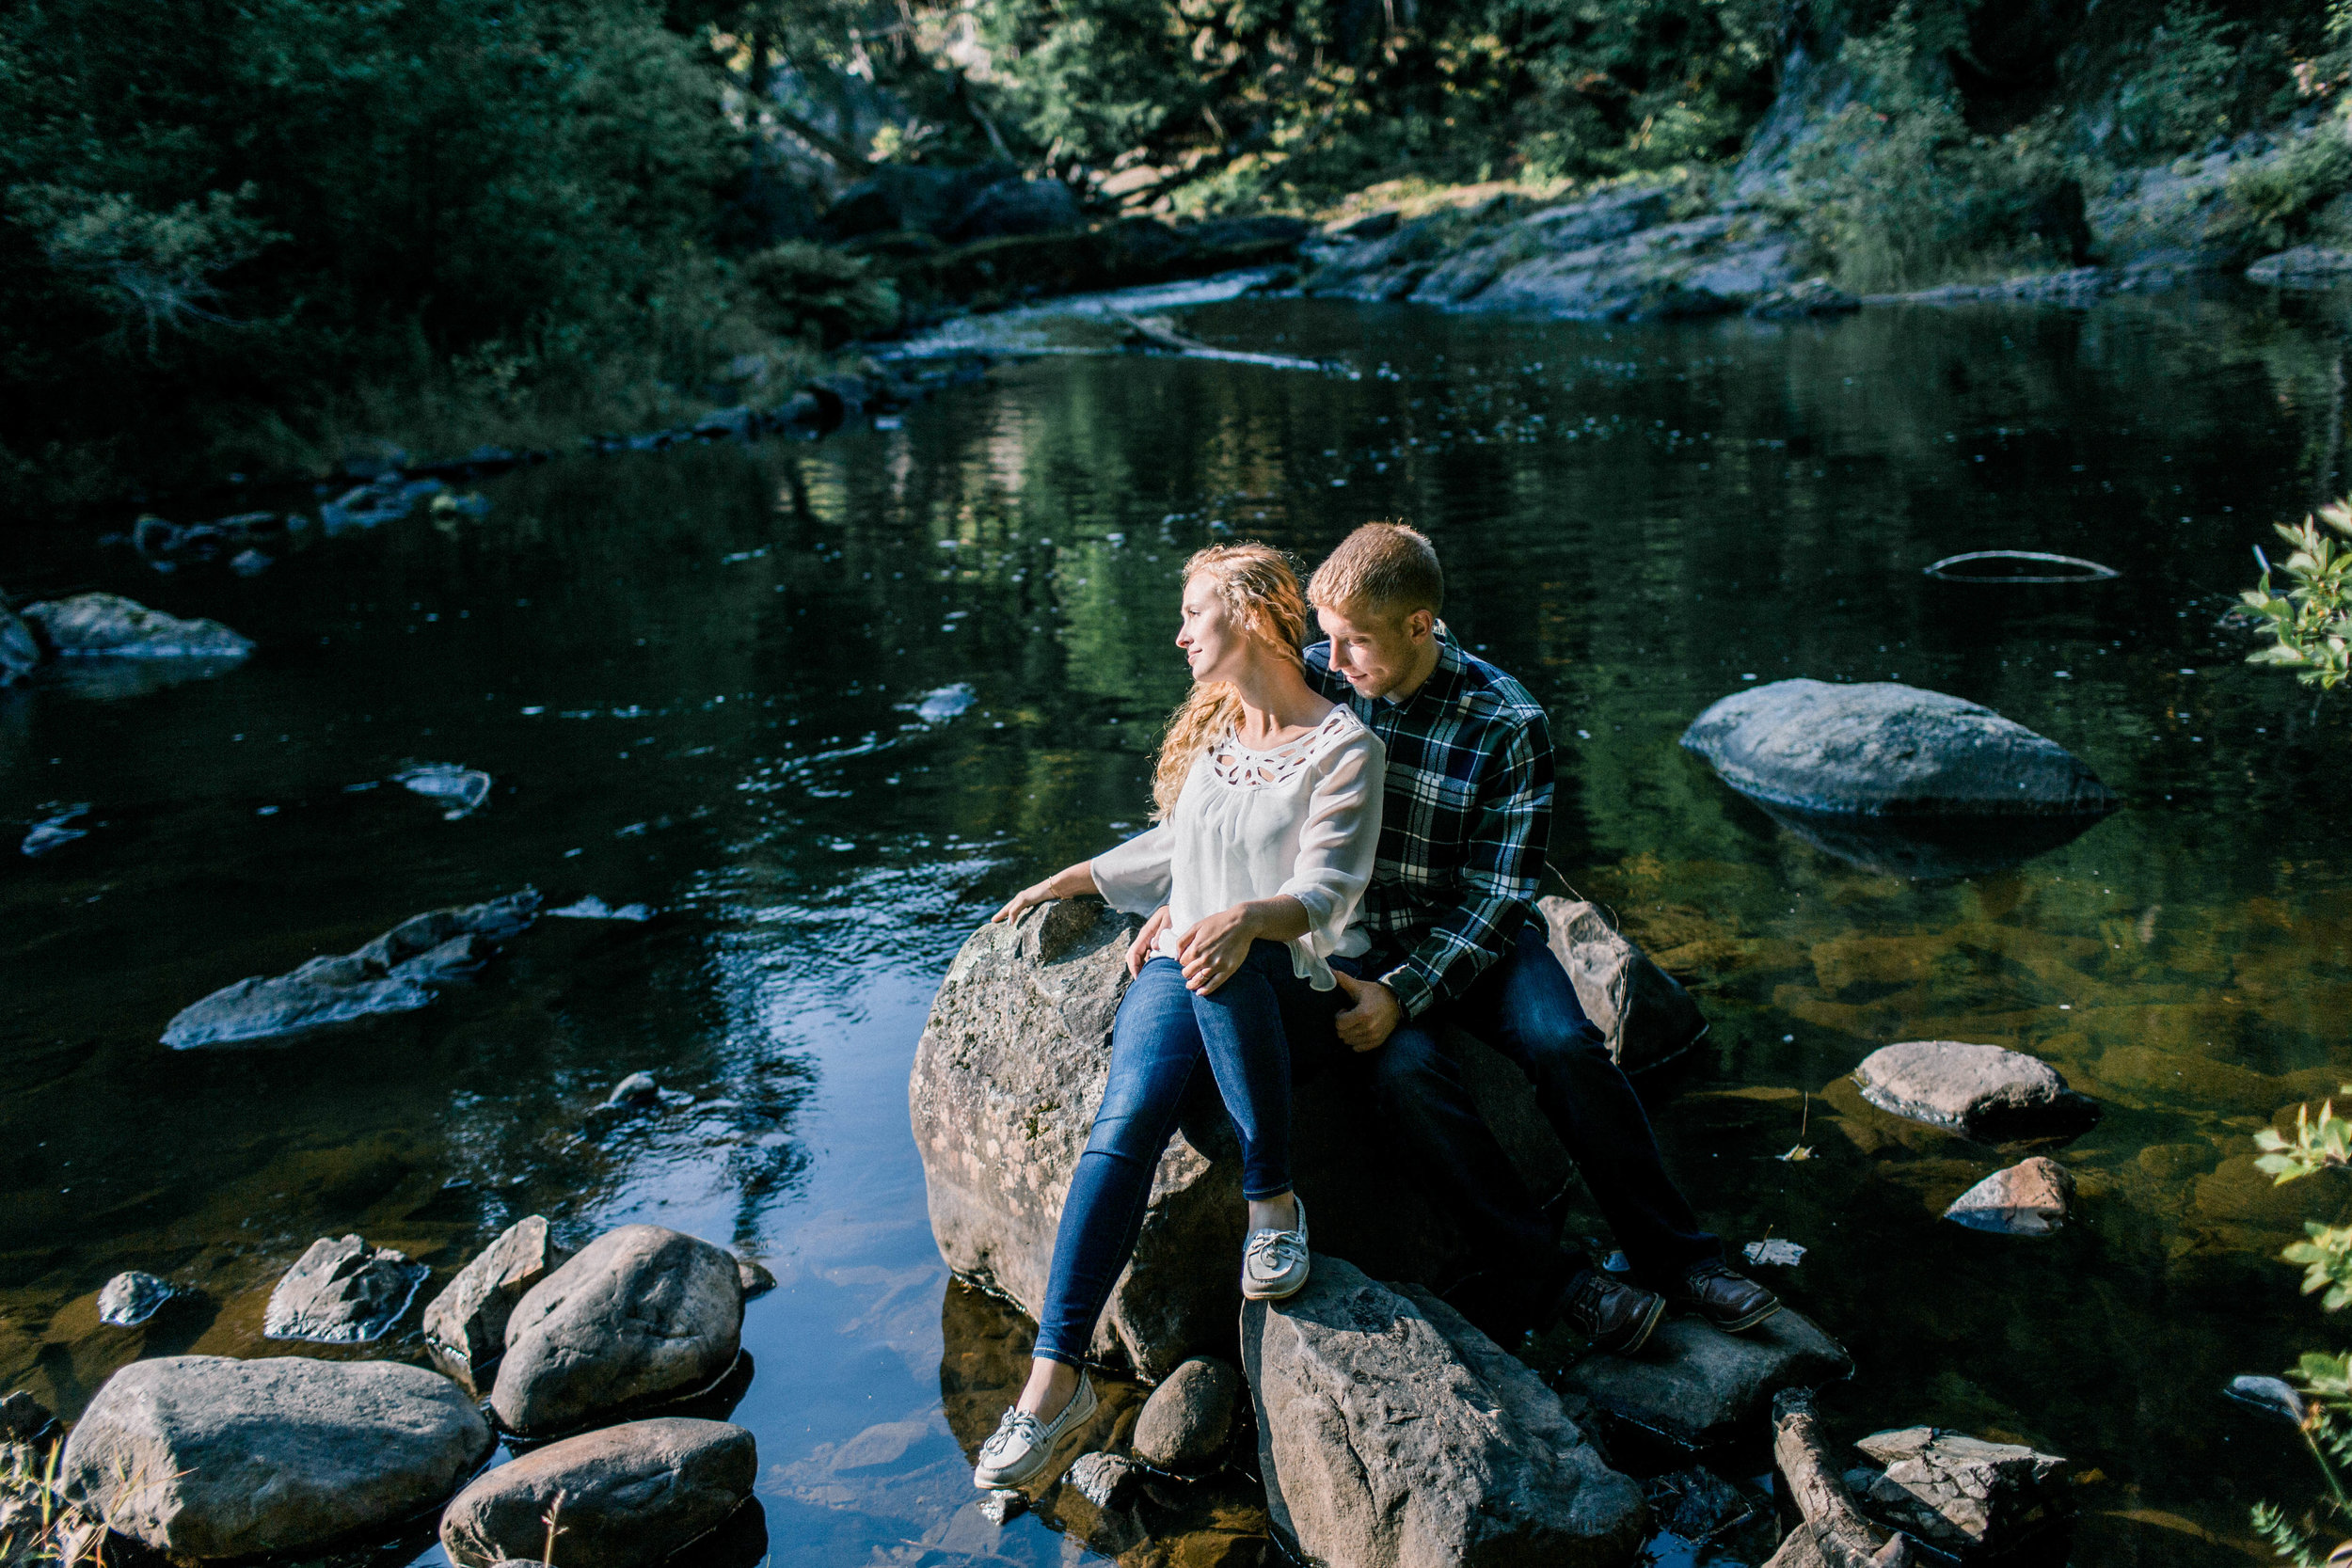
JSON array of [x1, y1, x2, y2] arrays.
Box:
[[1308, 521, 1443, 621]]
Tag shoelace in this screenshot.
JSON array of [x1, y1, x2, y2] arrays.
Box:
[[1246, 1227, 1306, 1275], [982, 1406, 1045, 1460]]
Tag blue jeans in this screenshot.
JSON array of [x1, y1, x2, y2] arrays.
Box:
[[1032, 941, 1347, 1368], [1359, 923, 1721, 1318]]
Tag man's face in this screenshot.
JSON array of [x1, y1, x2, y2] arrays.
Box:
[[1316, 598, 1432, 699]]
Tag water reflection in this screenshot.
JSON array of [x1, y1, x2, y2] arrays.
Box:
[[1, 283, 2350, 1567]]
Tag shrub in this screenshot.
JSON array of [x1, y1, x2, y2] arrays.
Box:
[[739, 242, 903, 345], [2112, 3, 2246, 155], [2217, 120, 2352, 254]]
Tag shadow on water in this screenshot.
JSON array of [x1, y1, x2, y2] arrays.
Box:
[[6, 280, 2352, 1565]]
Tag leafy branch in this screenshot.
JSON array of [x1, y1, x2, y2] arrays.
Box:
[[2243, 501, 2352, 690], [2252, 1096, 2352, 1565]]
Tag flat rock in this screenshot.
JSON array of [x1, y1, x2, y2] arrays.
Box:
[[491, 1224, 744, 1436], [913, 900, 1584, 1377], [1133, 1355, 1241, 1475], [264, 1234, 430, 1343], [2248, 245, 2352, 285], [97, 1270, 181, 1327], [1853, 1426, 2068, 1551], [1563, 1309, 1853, 1447], [0, 596, 38, 685], [1853, 1041, 2100, 1141], [735, 1255, 777, 1299], [1943, 1156, 2076, 1235], [423, 1215, 571, 1385], [19, 593, 253, 659], [1680, 680, 2114, 817], [1242, 1255, 1645, 1567], [1540, 897, 1707, 1070], [60, 1354, 488, 1560], [439, 1417, 755, 1568], [162, 889, 541, 1047], [1749, 277, 1860, 318]]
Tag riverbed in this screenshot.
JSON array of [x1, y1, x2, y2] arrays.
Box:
[[5, 283, 2349, 1566]]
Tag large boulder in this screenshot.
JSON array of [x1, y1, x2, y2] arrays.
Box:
[[263, 1234, 430, 1343], [820, 162, 1015, 243], [1241, 1256, 1646, 1567], [1562, 1310, 1853, 1448], [490, 1225, 744, 1436], [950, 177, 1081, 241], [19, 593, 253, 659], [1537, 896, 1707, 1071], [0, 595, 38, 686], [162, 889, 541, 1047], [1680, 680, 2114, 817], [1852, 1041, 2100, 1142], [423, 1215, 572, 1386], [59, 1355, 488, 1560], [1133, 1355, 1242, 1475], [912, 899, 1665, 1378], [438, 1418, 756, 1568]]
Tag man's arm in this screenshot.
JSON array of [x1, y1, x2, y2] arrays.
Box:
[[1376, 711, 1554, 1019]]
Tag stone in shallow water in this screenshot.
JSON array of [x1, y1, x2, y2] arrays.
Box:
[[20, 805, 89, 857], [1133, 1355, 1240, 1475], [1067, 1451, 1137, 1508], [1562, 1309, 1853, 1448], [1680, 679, 2114, 817], [438, 1417, 755, 1568], [1944, 1156, 2076, 1235], [490, 1224, 744, 1436], [1243, 1255, 1645, 1568], [735, 1255, 777, 1299], [60, 1354, 488, 1560], [0, 1389, 55, 1442], [1852, 1426, 2069, 1551], [1852, 1041, 2100, 1142], [977, 1488, 1027, 1525], [396, 763, 492, 818], [422, 1215, 571, 1386], [161, 889, 540, 1047], [265, 1233, 430, 1343], [96, 1270, 180, 1327], [19, 594, 254, 659], [604, 1070, 661, 1109], [1646, 1466, 1759, 1542], [1542, 897, 1707, 1071]]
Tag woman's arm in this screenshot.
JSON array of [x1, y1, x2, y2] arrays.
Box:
[[1174, 895, 1308, 992], [991, 861, 1102, 924]]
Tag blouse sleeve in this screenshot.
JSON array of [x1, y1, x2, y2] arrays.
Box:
[[1277, 729, 1386, 968], [1089, 823, 1174, 916]]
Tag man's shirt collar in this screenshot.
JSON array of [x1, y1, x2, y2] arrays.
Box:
[[1383, 633, 1469, 712]]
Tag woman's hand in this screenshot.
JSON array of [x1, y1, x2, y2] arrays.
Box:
[[1177, 903, 1263, 994], [992, 863, 1097, 925], [1126, 906, 1171, 976]]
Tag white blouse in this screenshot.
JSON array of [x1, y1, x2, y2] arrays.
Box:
[[1090, 705, 1386, 991]]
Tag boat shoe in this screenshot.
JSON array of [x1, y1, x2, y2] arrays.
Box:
[[973, 1374, 1098, 1490], [1242, 1196, 1311, 1301]]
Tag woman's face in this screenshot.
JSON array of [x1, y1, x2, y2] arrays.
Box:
[[1177, 572, 1252, 686]]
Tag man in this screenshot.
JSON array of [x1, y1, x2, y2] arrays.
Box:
[[1302, 521, 1776, 1353]]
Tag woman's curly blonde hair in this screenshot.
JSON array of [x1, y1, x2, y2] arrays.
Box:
[[1150, 544, 1311, 819]]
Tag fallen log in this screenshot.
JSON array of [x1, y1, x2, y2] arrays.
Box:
[[1769, 1388, 1913, 1568]]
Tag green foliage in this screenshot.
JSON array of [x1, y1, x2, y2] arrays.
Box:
[[2219, 123, 2352, 254], [2114, 4, 2245, 154], [2243, 502, 2352, 689], [2290, 1227, 2352, 1311], [1782, 11, 2083, 292], [740, 242, 902, 344], [2250, 1113, 2352, 1567]]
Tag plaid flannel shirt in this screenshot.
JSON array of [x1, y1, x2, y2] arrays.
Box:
[[1303, 633, 1555, 1020]]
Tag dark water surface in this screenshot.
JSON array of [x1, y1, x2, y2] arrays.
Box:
[[7, 287, 2352, 1566]]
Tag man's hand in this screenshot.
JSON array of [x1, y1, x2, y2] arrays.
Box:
[[1333, 972, 1402, 1052], [1126, 906, 1172, 977]]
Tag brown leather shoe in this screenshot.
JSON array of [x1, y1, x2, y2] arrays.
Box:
[[1672, 1261, 1781, 1332], [1558, 1269, 1666, 1355]]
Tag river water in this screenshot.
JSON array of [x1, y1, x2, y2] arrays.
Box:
[[5, 284, 2351, 1567]]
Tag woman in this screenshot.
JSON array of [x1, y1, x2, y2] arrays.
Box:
[[976, 543, 1386, 1491]]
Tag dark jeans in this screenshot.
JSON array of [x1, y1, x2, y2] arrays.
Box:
[[1360, 923, 1721, 1313], [1033, 941, 1348, 1368]]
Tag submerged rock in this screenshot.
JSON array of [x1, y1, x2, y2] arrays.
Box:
[[21, 804, 89, 857], [439, 1418, 756, 1568], [1853, 1041, 2100, 1141], [396, 763, 492, 818], [264, 1234, 431, 1343], [1943, 1156, 2076, 1235], [1134, 1355, 1241, 1475], [1, 1389, 56, 1443], [1852, 1426, 2069, 1552], [161, 888, 541, 1047], [551, 895, 655, 921], [491, 1224, 745, 1436], [60, 1354, 488, 1560], [1540, 896, 1707, 1071], [604, 1070, 661, 1110], [1243, 1256, 1645, 1568], [1646, 1467, 1760, 1543], [1680, 680, 2115, 817], [0, 595, 38, 686], [20, 593, 253, 660], [423, 1215, 571, 1386], [1562, 1309, 1853, 1448], [735, 1256, 777, 1299], [1068, 1450, 1139, 1508], [96, 1270, 181, 1327]]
